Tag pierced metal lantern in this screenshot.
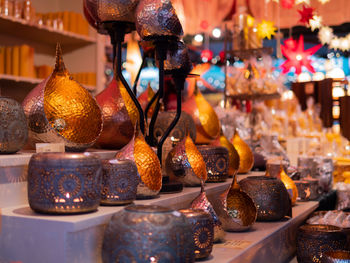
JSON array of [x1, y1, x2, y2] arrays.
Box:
[[101, 159, 139, 205], [179, 209, 214, 259], [28, 152, 102, 214], [102, 205, 195, 263], [0, 97, 28, 153]]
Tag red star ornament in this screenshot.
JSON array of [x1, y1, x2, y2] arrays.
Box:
[[298, 5, 315, 24], [280, 35, 322, 75]]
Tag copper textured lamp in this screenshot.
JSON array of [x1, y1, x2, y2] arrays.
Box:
[[84, 0, 145, 135], [22, 44, 103, 152]]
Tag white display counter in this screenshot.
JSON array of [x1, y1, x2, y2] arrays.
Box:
[[0, 151, 318, 263]]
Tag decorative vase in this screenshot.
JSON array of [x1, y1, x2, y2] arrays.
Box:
[[27, 152, 102, 214], [138, 83, 156, 118], [22, 44, 103, 152], [230, 130, 254, 174], [135, 0, 183, 40], [182, 87, 221, 144], [101, 159, 139, 205], [95, 79, 139, 149], [179, 209, 214, 260], [266, 162, 298, 205], [154, 111, 196, 143], [0, 97, 28, 153], [197, 145, 229, 182], [297, 225, 347, 263], [211, 131, 240, 177], [321, 250, 350, 263], [115, 125, 162, 199], [83, 0, 138, 24], [239, 176, 292, 221], [165, 134, 207, 186], [211, 174, 257, 232], [191, 183, 226, 243], [102, 205, 195, 263]]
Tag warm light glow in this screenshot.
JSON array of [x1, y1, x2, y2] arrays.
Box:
[[309, 15, 322, 31], [333, 105, 340, 118], [296, 54, 303, 61], [312, 72, 325, 81], [282, 90, 294, 101], [318, 0, 330, 3], [340, 38, 350, 51], [332, 87, 345, 98], [125, 38, 142, 86], [212, 28, 221, 38], [318, 26, 334, 44], [194, 34, 204, 42], [297, 72, 312, 82], [296, 0, 310, 4], [330, 38, 341, 50], [247, 15, 255, 27], [326, 68, 345, 79], [257, 20, 277, 40]]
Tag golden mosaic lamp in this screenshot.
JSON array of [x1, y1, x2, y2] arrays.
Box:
[[183, 87, 221, 144], [22, 44, 102, 152], [211, 174, 257, 232], [230, 130, 254, 174], [166, 134, 207, 186], [115, 125, 162, 198], [211, 131, 240, 177], [95, 78, 139, 149]]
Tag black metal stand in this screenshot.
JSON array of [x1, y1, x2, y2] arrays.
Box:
[[146, 39, 169, 149], [103, 21, 145, 134], [157, 74, 184, 164], [132, 53, 147, 96]]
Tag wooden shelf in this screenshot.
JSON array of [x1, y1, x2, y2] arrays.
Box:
[[0, 74, 96, 91], [226, 92, 281, 101], [0, 14, 96, 49]]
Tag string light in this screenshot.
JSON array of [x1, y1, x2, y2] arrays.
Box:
[[318, 26, 334, 45], [194, 34, 204, 43], [309, 15, 322, 31], [212, 28, 221, 38]]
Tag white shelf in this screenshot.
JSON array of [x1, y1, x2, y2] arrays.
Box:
[[0, 149, 117, 168], [0, 14, 96, 49], [0, 169, 319, 263], [208, 201, 318, 263]]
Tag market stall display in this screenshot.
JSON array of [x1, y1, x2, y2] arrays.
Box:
[[2, 0, 350, 262]]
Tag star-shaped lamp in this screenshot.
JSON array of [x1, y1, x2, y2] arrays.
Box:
[[309, 15, 322, 31], [257, 20, 277, 40], [280, 35, 322, 75], [295, 0, 310, 4], [298, 5, 315, 24]]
